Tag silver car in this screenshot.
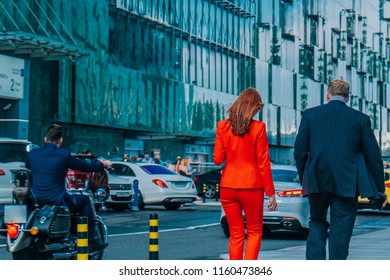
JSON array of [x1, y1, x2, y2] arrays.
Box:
[[0, 138, 31, 205], [110, 162, 197, 210], [220, 164, 309, 237]]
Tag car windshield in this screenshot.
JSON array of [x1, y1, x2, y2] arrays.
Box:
[[271, 169, 299, 183], [0, 143, 27, 163], [140, 165, 178, 175]]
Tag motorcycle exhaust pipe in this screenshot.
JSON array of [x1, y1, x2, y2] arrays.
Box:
[[39, 243, 67, 252], [51, 251, 77, 260]]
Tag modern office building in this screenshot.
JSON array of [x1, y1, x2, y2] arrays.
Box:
[[0, 0, 389, 163]]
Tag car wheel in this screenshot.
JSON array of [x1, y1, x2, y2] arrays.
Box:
[[164, 202, 181, 210], [110, 204, 129, 211], [220, 216, 230, 237], [137, 191, 145, 210], [301, 228, 309, 239], [205, 183, 216, 198], [262, 227, 271, 237]]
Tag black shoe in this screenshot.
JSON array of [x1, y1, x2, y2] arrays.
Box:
[[88, 240, 108, 251]]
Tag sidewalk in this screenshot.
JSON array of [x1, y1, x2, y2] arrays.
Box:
[[195, 199, 390, 260], [219, 223, 390, 260]]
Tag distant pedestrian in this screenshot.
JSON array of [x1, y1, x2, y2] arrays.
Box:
[[294, 79, 388, 260], [213, 87, 277, 260], [123, 153, 128, 162], [129, 155, 137, 162], [142, 152, 152, 163]]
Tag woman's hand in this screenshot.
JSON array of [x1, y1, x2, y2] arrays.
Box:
[[268, 195, 278, 211]]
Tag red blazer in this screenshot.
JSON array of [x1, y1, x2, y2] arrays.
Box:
[[213, 119, 275, 196]]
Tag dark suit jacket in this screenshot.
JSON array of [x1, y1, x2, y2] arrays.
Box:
[[294, 99, 384, 198], [26, 143, 104, 205]]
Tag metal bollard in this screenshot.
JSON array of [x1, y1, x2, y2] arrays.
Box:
[[215, 184, 220, 202], [131, 179, 139, 211], [149, 213, 159, 260], [77, 216, 88, 260], [202, 184, 207, 203]]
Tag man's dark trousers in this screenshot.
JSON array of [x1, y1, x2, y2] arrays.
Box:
[[306, 192, 358, 260]]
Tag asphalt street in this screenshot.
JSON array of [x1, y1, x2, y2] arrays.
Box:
[[194, 200, 390, 260]]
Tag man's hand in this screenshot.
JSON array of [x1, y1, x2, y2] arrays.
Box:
[[382, 193, 388, 209], [101, 160, 112, 168]]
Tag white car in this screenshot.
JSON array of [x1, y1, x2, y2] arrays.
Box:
[[110, 161, 197, 210], [220, 164, 309, 237], [0, 138, 31, 205]]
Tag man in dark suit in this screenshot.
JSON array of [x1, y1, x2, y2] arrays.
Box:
[[26, 124, 111, 250], [294, 79, 387, 260]]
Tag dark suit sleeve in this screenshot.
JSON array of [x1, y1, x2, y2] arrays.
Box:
[[294, 113, 310, 183], [361, 117, 385, 193], [66, 153, 105, 172]]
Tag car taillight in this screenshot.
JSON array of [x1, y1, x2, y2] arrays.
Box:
[[152, 179, 168, 188], [7, 224, 20, 239], [277, 190, 303, 197], [194, 177, 199, 181], [0, 169, 5, 176]]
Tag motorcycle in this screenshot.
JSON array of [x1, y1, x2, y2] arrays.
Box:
[[0, 150, 110, 260]]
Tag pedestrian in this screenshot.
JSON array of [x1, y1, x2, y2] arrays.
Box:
[[294, 79, 388, 260], [213, 87, 277, 260], [129, 155, 137, 162], [174, 156, 182, 174], [123, 153, 128, 162], [142, 152, 152, 163], [26, 124, 112, 251]]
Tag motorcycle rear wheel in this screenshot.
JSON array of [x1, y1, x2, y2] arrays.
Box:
[[12, 247, 36, 260]]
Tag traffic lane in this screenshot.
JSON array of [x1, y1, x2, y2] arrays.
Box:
[[1, 207, 390, 260], [103, 223, 227, 260], [101, 203, 222, 235]]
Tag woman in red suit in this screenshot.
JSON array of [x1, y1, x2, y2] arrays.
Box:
[[213, 87, 278, 260]]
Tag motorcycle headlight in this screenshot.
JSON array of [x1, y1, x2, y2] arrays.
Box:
[[96, 188, 108, 201]]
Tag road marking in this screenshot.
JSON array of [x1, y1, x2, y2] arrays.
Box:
[[0, 223, 220, 248], [108, 222, 220, 237]]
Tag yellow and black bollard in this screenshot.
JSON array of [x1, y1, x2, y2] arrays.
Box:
[[202, 184, 207, 203], [149, 213, 159, 260], [77, 216, 88, 260], [215, 184, 220, 202]]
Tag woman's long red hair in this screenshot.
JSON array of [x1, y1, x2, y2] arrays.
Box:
[[227, 88, 264, 136]]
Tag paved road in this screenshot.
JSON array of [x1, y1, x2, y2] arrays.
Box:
[[220, 208, 390, 260]]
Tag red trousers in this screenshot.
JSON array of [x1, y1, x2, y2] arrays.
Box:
[[221, 187, 264, 260]]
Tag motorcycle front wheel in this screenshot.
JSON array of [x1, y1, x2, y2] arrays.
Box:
[[88, 218, 107, 260]]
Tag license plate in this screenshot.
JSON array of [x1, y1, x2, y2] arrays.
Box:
[[116, 192, 130, 197], [4, 205, 27, 224], [174, 182, 187, 188]]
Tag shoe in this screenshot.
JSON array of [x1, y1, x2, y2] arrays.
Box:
[[88, 240, 108, 251]]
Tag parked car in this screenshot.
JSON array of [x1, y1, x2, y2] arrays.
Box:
[[220, 164, 309, 237], [109, 161, 198, 210], [69, 154, 134, 211], [358, 169, 390, 210], [106, 173, 134, 210], [194, 168, 222, 198], [0, 138, 31, 205]]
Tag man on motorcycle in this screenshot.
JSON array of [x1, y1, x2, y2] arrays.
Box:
[[25, 124, 111, 251]]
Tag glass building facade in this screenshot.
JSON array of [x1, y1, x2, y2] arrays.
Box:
[[0, 0, 390, 163]]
